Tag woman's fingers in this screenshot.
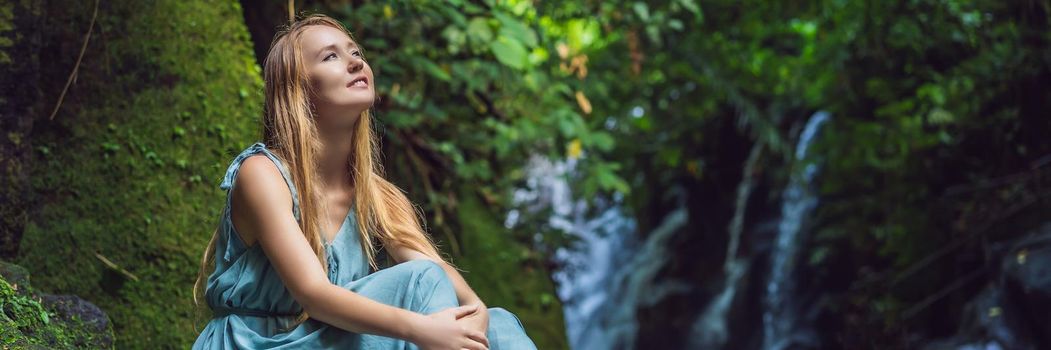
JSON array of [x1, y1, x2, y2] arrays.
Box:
[[466, 330, 489, 348], [454, 304, 479, 318], [461, 337, 488, 350]]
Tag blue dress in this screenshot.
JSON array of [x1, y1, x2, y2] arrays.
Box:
[[193, 142, 539, 349]]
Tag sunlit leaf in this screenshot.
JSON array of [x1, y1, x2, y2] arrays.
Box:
[[489, 35, 528, 69]]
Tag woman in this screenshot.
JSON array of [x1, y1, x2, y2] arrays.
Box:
[[191, 13, 538, 350]]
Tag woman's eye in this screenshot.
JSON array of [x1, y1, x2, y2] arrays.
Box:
[[324, 51, 360, 61]]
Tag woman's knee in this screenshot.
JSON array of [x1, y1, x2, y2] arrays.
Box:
[[488, 307, 527, 331], [397, 260, 453, 291], [390, 260, 457, 312], [489, 307, 513, 321], [398, 259, 446, 279]]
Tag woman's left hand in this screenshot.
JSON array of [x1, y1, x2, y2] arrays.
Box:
[[456, 302, 490, 339]]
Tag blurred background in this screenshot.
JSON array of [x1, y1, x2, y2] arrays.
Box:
[[2, 0, 1050, 349]]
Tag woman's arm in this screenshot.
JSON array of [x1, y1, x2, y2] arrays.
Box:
[[232, 156, 422, 338], [231, 156, 487, 349]]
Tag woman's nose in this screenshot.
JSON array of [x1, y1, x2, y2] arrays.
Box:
[[348, 57, 364, 71]]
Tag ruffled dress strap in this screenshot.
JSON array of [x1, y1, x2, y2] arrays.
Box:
[[219, 141, 301, 221]]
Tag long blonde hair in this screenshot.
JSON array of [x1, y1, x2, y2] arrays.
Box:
[[193, 12, 451, 332]]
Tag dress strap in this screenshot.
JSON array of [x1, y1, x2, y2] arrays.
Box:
[[219, 142, 301, 222]]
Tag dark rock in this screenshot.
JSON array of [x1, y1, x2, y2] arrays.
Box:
[[0, 260, 32, 292], [923, 222, 1051, 350], [922, 285, 1034, 350], [1001, 223, 1051, 348], [39, 293, 113, 347]]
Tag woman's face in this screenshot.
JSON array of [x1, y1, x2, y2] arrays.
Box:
[[300, 25, 375, 127]]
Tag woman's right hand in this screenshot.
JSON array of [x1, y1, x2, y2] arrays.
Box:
[[409, 304, 490, 350]]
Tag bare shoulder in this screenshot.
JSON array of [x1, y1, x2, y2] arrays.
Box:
[[229, 154, 294, 246], [237, 155, 287, 191]]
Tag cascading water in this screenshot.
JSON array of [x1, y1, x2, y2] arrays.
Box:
[[506, 155, 690, 349], [762, 111, 830, 350], [685, 111, 830, 350], [505, 155, 639, 349], [687, 139, 765, 348]]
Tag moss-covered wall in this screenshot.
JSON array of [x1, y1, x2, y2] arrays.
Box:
[[13, 0, 263, 348]]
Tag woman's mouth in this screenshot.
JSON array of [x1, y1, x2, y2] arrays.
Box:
[[348, 77, 368, 89]]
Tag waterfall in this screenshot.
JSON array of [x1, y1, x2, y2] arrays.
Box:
[[762, 111, 830, 350], [687, 140, 765, 348], [508, 111, 831, 349], [506, 155, 640, 349], [507, 154, 691, 349]]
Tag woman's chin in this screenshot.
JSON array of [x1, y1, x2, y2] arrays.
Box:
[[341, 99, 375, 112]]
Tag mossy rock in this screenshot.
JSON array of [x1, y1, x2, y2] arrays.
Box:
[[0, 260, 115, 349]]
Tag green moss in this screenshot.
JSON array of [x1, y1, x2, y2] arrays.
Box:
[[0, 261, 115, 349], [450, 189, 569, 349], [15, 0, 262, 348]]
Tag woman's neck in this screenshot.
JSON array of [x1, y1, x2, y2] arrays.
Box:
[[317, 129, 354, 192]]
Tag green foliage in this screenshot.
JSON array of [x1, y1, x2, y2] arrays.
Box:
[[319, 0, 630, 211], [805, 0, 1043, 241], [805, 1, 1050, 335]]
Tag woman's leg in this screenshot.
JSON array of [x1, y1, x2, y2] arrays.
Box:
[[337, 261, 539, 350], [345, 259, 460, 314], [324, 259, 460, 349]]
